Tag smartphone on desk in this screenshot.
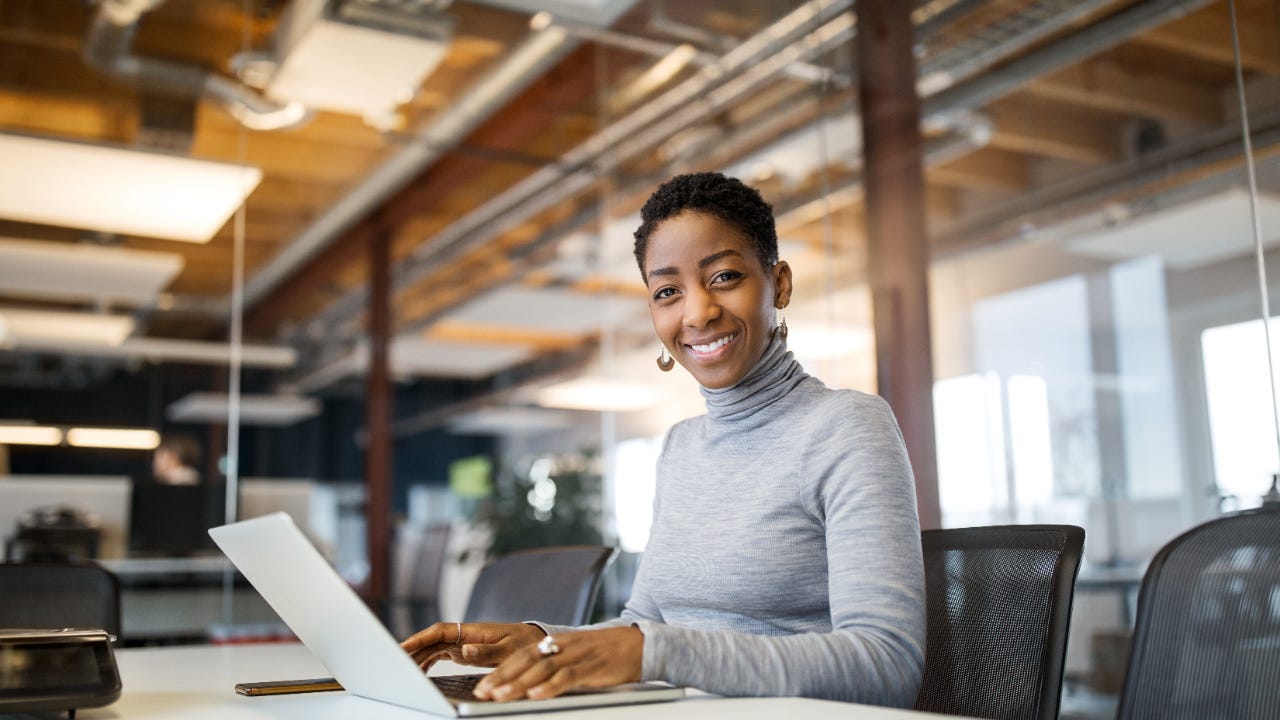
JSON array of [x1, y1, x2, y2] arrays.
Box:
[[235, 677, 344, 696]]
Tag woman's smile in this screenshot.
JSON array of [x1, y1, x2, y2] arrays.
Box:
[[686, 332, 737, 357]]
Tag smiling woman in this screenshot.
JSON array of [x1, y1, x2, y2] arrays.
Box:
[[402, 173, 925, 708]]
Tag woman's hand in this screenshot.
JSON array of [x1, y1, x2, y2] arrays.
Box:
[[401, 621, 545, 671], [472, 626, 644, 702]]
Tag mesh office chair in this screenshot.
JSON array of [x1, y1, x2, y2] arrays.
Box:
[[1117, 505, 1280, 720], [913, 525, 1084, 720], [0, 562, 121, 639], [389, 523, 452, 637], [463, 546, 616, 626]]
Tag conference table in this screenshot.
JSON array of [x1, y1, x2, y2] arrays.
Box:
[[73, 642, 953, 719]]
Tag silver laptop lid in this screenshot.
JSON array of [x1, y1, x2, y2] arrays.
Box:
[[209, 513, 454, 716]]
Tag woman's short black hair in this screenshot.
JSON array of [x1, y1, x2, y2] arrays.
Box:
[[633, 172, 778, 277]]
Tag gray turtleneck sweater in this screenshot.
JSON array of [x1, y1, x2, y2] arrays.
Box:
[[539, 335, 925, 707]]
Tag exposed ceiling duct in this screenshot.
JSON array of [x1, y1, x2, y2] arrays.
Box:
[[239, 19, 587, 309], [83, 0, 309, 131]]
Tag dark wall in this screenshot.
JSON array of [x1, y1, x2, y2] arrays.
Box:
[[4, 369, 498, 517], [1, 364, 214, 477]]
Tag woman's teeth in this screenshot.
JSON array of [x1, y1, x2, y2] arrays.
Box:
[[690, 334, 735, 353]]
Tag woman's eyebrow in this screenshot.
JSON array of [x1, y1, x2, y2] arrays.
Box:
[[647, 265, 677, 281], [698, 249, 742, 268], [646, 249, 743, 281]]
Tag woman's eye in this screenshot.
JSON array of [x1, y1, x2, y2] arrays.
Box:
[[712, 270, 743, 284], [653, 286, 677, 301]]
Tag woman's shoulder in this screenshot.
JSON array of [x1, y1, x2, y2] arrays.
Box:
[[793, 378, 896, 423]]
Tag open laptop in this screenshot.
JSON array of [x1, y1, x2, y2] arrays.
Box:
[[209, 513, 684, 717]]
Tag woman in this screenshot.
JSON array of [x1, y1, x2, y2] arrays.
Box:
[[403, 172, 925, 707]]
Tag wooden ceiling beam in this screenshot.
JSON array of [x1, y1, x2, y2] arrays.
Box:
[[985, 97, 1122, 164], [425, 321, 584, 352], [1132, 1, 1280, 75], [928, 148, 1029, 192], [0, 89, 135, 143], [1025, 60, 1221, 126]]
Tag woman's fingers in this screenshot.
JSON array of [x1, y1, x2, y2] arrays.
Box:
[[401, 622, 446, 652], [526, 664, 579, 700], [473, 627, 643, 701], [476, 658, 557, 701], [402, 622, 546, 672]]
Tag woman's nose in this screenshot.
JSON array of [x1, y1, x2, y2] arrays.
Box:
[[682, 287, 720, 327]]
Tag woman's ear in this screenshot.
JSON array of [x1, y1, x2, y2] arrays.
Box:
[[773, 260, 793, 309]]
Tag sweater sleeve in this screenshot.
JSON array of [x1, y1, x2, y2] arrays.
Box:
[[633, 395, 924, 706]]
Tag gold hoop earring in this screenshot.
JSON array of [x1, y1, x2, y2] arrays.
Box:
[[656, 346, 675, 372], [778, 315, 788, 342]]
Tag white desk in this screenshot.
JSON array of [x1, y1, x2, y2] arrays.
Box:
[[78, 643, 944, 719]]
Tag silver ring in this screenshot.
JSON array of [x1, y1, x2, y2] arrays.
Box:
[[537, 635, 561, 657], [455, 621, 462, 645]]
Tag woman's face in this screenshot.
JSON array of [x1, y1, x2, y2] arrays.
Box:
[[642, 210, 791, 390]]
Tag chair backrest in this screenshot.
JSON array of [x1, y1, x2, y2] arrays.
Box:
[[0, 562, 121, 639], [463, 546, 616, 626], [389, 523, 452, 635], [913, 524, 1084, 720], [1117, 506, 1280, 720]]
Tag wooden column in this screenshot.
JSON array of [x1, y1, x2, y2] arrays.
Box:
[[364, 224, 393, 606], [856, 0, 942, 528]]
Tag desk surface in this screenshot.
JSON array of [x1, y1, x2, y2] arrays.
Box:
[[79, 643, 945, 719]]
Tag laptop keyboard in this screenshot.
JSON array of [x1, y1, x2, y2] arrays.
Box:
[[431, 673, 486, 701]]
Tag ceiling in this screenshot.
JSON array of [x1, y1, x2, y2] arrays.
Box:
[[1, 0, 1278, 426]]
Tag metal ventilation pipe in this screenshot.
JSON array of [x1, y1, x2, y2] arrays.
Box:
[[83, 0, 308, 132]]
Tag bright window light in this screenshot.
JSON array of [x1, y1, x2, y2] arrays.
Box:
[[933, 373, 1006, 523], [65, 427, 160, 450], [1202, 318, 1280, 500], [1008, 375, 1054, 510], [0, 133, 261, 243], [611, 436, 662, 553], [0, 424, 64, 446]]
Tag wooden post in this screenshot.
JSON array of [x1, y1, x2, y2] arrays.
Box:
[[856, 0, 942, 528], [365, 224, 393, 606]]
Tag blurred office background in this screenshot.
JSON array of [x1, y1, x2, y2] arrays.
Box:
[[1, 0, 1278, 714]]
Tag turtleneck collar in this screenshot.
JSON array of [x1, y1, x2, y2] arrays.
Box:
[[700, 330, 807, 422]]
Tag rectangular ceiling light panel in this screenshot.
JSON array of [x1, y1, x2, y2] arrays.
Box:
[[167, 393, 320, 426], [1067, 189, 1280, 270], [0, 237, 183, 305], [267, 0, 451, 125], [0, 134, 262, 243], [0, 307, 134, 347], [391, 338, 535, 379]]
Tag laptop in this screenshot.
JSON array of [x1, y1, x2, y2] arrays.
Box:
[[209, 513, 684, 717]]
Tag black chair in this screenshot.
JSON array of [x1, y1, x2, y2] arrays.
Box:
[[390, 523, 452, 636], [913, 524, 1084, 720], [0, 562, 121, 639], [463, 546, 616, 626], [1117, 506, 1280, 720]]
